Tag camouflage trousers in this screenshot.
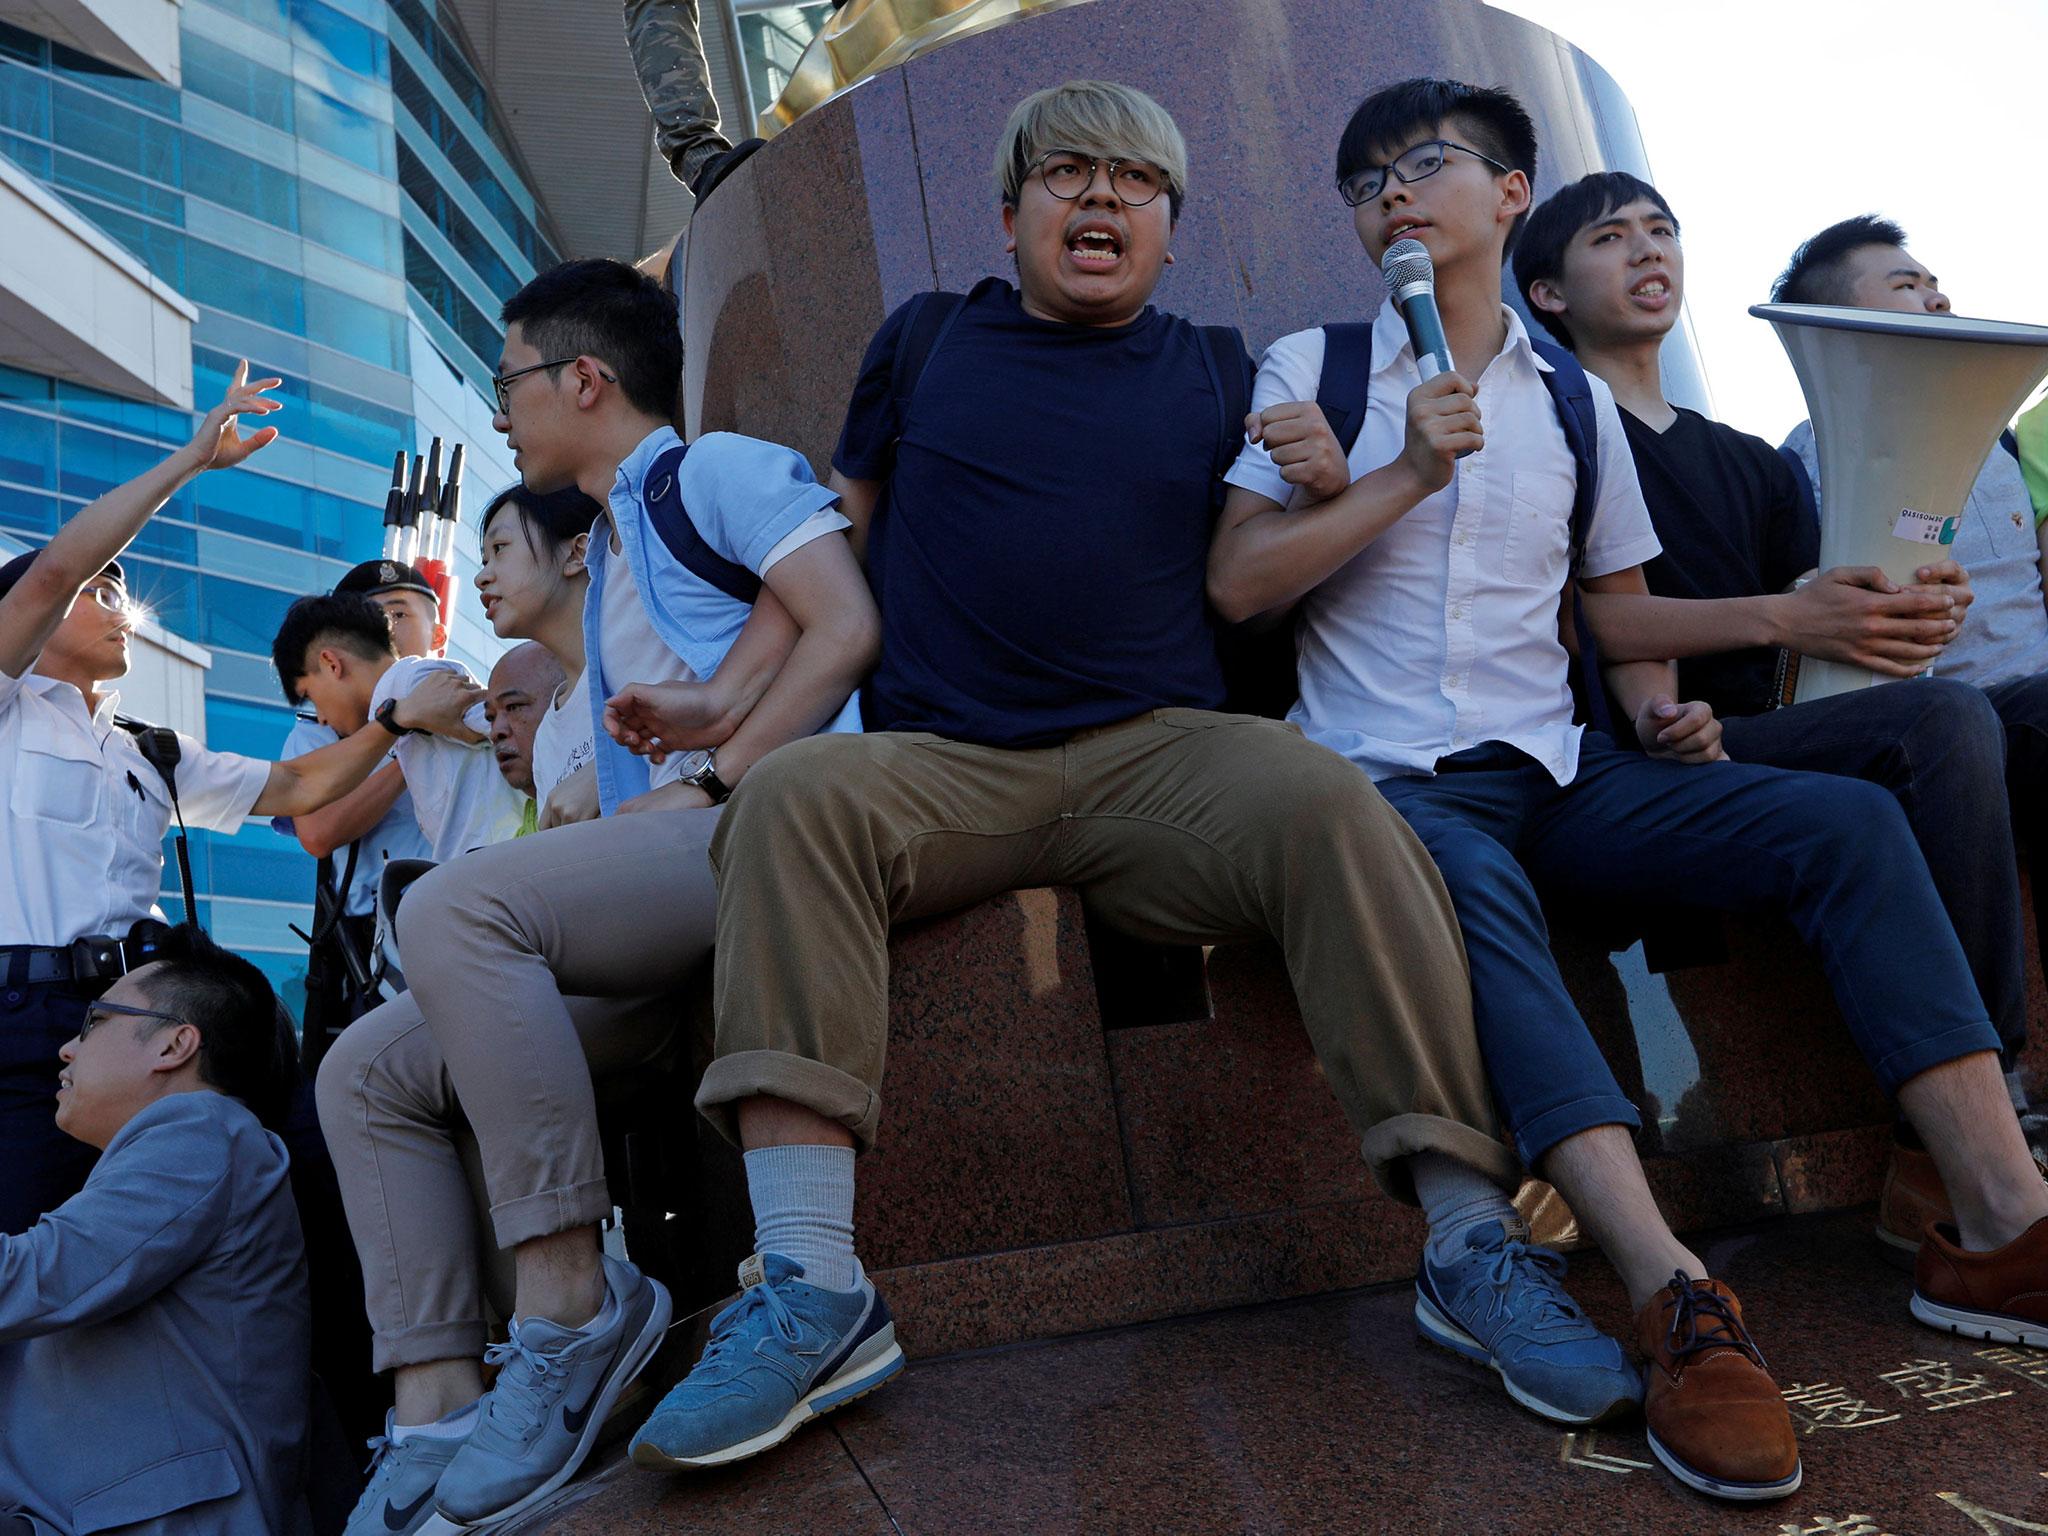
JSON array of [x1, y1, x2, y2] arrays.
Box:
[[623, 0, 732, 188]]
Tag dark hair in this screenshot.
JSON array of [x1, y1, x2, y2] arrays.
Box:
[[1337, 78, 1538, 260], [1514, 172, 1680, 348], [270, 591, 396, 705], [500, 259, 681, 420], [478, 482, 600, 559], [140, 924, 300, 1128], [1773, 214, 1907, 305]]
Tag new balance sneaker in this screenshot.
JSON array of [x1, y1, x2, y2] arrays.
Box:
[[1636, 1273, 1800, 1501], [431, 1253, 671, 1528], [341, 1413, 468, 1536], [1415, 1220, 1641, 1425], [629, 1252, 903, 1470]]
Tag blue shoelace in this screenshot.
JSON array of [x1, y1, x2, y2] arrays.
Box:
[[469, 1332, 568, 1454], [1661, 1273, 1769, 1371], [1475, 1237, 1585, 1333], [688, 1277, 803, 1389]]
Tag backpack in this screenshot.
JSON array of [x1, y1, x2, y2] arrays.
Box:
[[1314, 323, 1617, 737], [640, 443, 764, 605], [884, 290, 1280, 715]]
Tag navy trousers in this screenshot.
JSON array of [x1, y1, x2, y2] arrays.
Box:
[[0, 973, 97, 1235], [1377, 735, 2002, 1168], [1983, 672, 2048, 1004], [1723, 676, 2027, 1067]]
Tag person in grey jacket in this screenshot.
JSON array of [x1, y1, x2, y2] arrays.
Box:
[[0, 927, 311, 1536]]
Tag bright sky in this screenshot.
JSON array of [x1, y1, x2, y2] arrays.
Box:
[[1486, 0, 2048, 443]]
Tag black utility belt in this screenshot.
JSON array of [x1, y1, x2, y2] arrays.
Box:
[[2, 923, 172, 986]]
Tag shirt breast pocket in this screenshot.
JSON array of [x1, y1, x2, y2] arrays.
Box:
[[1502, 471, 1573, 588], [11, 736, 102, 828]]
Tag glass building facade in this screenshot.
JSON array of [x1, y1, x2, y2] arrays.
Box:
[[0, 0, 544, 1011]]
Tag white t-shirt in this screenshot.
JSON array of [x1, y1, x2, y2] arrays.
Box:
[[1225, 304, 1662, 785], [530, 669, 595, 812], [596, 532, 700, 792], [368, 657, 528, 861]]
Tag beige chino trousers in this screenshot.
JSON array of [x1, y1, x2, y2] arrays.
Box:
[[698, 710, 1516, 1201], [314, 808, 720, 1371]]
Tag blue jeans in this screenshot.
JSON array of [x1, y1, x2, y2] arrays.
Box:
[[1982, 672, 2048, 1014], [1723, 676, 2026, 1066], [0, 972, 97, 1235], [1378, 735, 2001, 1167]]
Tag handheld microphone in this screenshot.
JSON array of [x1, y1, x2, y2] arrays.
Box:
[[1381, 239, 1454, 381]]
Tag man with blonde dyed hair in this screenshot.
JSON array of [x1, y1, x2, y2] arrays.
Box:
[[626, 79, 1511, 1478]]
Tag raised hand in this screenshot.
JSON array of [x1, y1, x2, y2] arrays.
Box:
[[184, 359, 283, 472]]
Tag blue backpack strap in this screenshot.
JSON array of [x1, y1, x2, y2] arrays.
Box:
[[888, 290, 970, 426], [1315, 322, 1374, 457], [2001, 427, 2021, 463], [1194, 324, 1253, 509], [1530, 338, 1618, 740], [641, 442, 762, 605], [1777, 443, 1819, 525]]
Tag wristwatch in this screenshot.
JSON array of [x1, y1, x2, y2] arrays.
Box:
[[374, 697, 422, 737], [675, 749, 734, 805]]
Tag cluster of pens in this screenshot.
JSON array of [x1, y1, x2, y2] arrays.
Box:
[[379, 438, 466, 625]]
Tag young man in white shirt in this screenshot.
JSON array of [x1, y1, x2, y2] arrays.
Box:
[[313, 258, 878, 1536], [1209, 77, 2048, 1503], [270, 593, 527, 864], [0, 366, 430, 1238]]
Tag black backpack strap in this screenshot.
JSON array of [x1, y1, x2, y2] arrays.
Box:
[[1194, 324, 1253, 509], [115, 715, 198, 928], [641, 442, 762, 605], [1528, 340, 1616, 741], [888, 290, 970, 428], [2001, 427, 2021, 463], [1315, 322, 1374, 457]]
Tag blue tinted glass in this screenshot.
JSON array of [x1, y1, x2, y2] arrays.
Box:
[[289, 0, 388, 79], [53, 379, 188, 438], [183, 134, 297, 229], [211, 830, 320, 902], [183, 35, 294, 133], [300, 181, 398, 269], [186, 240, 302, 333], [0, 365, 52, 403], [51, 83, 181, 183], [0, 22, 45, 65], [0, 129, 50, 179], [194, 0, 290, 34], [57, 424, 161, 500], [193, 466, 313, 547], [310, 485, 384, 560], [200, 575, 298, 655], [402, 233, 500, 376], [125, 514, 198, 565], [205, 695, 300, 759], [50, 43, 180, 119], [308, 384, 408, 467], [0, 483, 59, 535], [304, 282, 403, 370], [71, 202, 187, 288], [49, 147, 184, 224], [294, 83, 391, 175], [0, 409, 55, 488], [0, 60, 49, 137]]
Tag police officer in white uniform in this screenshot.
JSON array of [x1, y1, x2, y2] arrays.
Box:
[[0, 364, 450, 1233]]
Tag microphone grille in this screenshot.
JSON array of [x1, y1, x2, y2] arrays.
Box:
[[1381, 238, 1434, 291]]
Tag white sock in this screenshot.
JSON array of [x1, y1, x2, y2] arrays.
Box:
[[1412, 1151, 1520, 1267], [745, 1143, 857, 1291], [390, 1399, 481, 1443]]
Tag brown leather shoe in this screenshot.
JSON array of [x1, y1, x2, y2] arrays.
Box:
[[1912, 1214, 2048, 1347], [1877, 1139, 1952, 1267], [1635, 1274, 1801, 1501]]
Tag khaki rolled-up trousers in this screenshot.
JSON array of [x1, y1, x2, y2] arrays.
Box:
[[314, 808, 719, 1371], [698, 710, 1515, 1201]]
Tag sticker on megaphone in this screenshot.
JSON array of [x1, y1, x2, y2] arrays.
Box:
[[1893, 507, 1960, 547]]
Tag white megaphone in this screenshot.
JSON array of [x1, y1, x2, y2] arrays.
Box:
[[1751, 302, 2048, 703]]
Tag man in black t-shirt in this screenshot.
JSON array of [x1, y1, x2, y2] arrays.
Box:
[[1515, 171, 2043, 1236], [623, 80, 1510, 1479]]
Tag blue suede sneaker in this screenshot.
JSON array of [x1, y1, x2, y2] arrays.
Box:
[[629, 1251, 904, 1470], [1415, 1220, 1642, 1425], [431, 1252, 671, 1529]]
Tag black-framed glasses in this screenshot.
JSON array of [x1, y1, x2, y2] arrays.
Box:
[[1028, 149, 1170, 208], [492, 357, 617, 414], [76, 999, 188, 1042], [1339, 140, 1512, 207]]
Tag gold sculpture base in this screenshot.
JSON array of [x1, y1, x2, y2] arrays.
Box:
[[758, 0, 1101, 138]]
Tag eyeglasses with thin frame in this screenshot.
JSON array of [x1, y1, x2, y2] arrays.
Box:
[[75, 998, 189, 1042], [1339, 139, 1512, 208], [1027, 149, 1170, 208], [78, 582, 130, 615], [492, 357, 618, 415]]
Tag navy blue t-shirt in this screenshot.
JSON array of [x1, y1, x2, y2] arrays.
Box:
[[1626, 405, 1820, 719], [834, 278, 1234, 746]]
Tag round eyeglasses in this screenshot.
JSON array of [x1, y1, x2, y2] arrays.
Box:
[[1339, 140, 1512, 208], [1028, 149, 1170, 208]]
